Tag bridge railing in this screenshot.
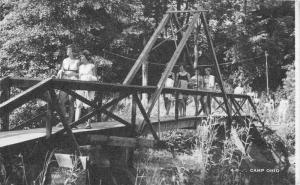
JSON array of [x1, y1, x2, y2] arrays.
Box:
[[0, 77, 262, 143]]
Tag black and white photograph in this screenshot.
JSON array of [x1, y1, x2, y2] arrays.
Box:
[[0, 0, 297, 184]]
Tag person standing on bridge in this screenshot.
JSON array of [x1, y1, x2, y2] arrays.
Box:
[[56, 44, 80, 124], [163, 72, 175, 116], [234, 82, 244, 95], [176, 65, 190, 117], [203, 67, 215, 115], [75, 50, 97, 129], [190, 68, 204, 116]]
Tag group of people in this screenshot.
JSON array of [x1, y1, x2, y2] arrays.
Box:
[[56, 45, 97, 129], [163, 65, 216, 117], [233, 81, 289, 124]]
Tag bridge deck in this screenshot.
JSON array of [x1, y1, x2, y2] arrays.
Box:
[[0, 116, 207, 148], [0, 121, 124, 148], [0, 114, 252, 148]]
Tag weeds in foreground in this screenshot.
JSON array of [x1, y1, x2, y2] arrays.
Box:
[[134, 118, 295, 185], [35, 149, 57, 185]]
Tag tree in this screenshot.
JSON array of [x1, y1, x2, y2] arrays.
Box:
[[0, 0, 138, 78]]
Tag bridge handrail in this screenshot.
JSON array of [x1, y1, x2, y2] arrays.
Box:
[[0, 78, 52, 115], [8, 77, 250, 99], [0, 76, 260, 136]]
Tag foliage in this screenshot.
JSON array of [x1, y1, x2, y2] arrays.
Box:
[[0, 0, 138, 77], [0, 0, 294, 89], [281, 64, 295, 119]]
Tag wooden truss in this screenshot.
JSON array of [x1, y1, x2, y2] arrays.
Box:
[[121, 8, 233, 137]]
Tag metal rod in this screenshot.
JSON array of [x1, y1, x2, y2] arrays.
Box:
[[167, 10, 208, 13], [265, 51, 269, 96]]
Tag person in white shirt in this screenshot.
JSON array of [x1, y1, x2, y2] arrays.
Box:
[[277, 94, 289, 124], [190, 68, 204, 115], [56, 45, 80, 124], [75, 50, 97, 129], [234, 82, 244, 94], [163, 72, 175, 115], [203, 67, 215, 115], [176, 65, 190, 117]]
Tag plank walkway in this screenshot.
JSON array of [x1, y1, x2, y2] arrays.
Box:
[[0, 121, 124, 148], [0, 115, 208, 148]]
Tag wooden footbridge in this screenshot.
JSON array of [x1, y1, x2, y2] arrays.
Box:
[[0, 8, 264, 184], [0, 77, 261, 149]]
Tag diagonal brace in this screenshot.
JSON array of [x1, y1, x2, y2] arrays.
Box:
[[133, 93, 159, 141], [49, 89, 81, 155], [60, 89, 131, 127]]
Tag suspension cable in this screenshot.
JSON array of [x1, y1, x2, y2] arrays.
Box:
[[102, 50, 264, 68]]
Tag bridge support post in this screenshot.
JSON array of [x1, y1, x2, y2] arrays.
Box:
[[45, 92, 54, 138], [0, 77, 10, 131], [131, 95, 136, 129], [96, 92, 103, 122], [175, 91, 179, 123]]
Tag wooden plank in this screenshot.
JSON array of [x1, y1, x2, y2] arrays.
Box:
[[88, 135, 157, 148], [145, 12, 200, 126], [144, 116, 202, 133], [9, 77, 250, 98], [123, 13, 171, 85], [131, 95, 136, 128], [142, 60, 148, 105], [0, 78, 52, 115], [0, 76, 11, 89], [175, 91, 179, 122], [0, 77, 11, 131], [0, 121, 125, 148], [96, 92, 103, 122], [173, 13, 194, 67], [46, 91, 53, 138]]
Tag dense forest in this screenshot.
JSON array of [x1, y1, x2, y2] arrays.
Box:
[[0, 0, 295, 93]]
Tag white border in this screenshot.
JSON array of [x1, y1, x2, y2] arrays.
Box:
[[295, 1, 299, 184]]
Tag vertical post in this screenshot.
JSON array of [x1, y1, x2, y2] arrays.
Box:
[[265, 51, 269, 96], [45, 92, 53, 138], [142, 59, 149, 106], [142, 34, 149, 106], [194, 25, 199, 115], [175, 91, 179, 122], [96, 92, 103, 122], [0, 77, 10, 131], [131, 94, 136, 129]]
